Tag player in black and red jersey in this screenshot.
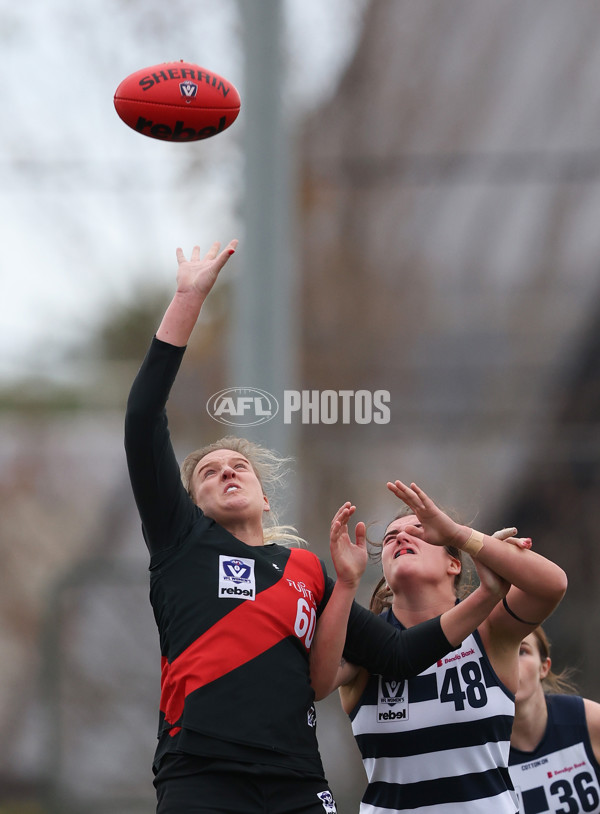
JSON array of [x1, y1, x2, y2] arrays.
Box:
[[125, 240, 510, 814]]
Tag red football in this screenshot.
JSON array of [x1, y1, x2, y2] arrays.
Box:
[[114, 61, 241, 142]]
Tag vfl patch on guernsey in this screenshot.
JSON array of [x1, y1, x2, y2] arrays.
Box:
[[377, 676, 409, 722], [317, 789, 337, 813], [218, 555, 256, 600]]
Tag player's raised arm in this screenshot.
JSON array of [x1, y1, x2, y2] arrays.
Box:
[[388, 480, 568, 643], [156, 240, 238, 347], [310, 503, 367, 700]]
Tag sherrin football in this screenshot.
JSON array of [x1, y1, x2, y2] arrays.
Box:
[[114, 61, 241, 142]]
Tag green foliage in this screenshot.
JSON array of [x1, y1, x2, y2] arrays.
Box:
[[0, 383, 84, 413], [96, 287, 171, 363]]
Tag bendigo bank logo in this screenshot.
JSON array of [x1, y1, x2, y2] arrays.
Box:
[[207, 388, 279, 427]]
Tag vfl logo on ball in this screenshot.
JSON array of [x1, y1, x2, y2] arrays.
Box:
[[207, 388, 279, 427], [180, 81, 198, 99], [219, 555, 256, 600]]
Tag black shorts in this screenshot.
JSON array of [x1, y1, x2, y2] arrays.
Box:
[[153, 753, 337, 814]]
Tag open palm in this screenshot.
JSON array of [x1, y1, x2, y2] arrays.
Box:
[[330, 502, 367, 588], [175, 240, 238, 301]]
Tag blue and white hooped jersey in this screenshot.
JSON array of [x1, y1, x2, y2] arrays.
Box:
[[509, 694, 600, 814], [349, 612, 517, 814]]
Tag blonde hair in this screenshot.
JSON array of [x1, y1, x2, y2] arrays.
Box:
[[181, 436, 306, 547], [367, 505, 473, 615], [531, 626, 578, 695]]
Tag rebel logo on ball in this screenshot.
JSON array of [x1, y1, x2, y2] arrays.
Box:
[[133, 116, 229, 142]]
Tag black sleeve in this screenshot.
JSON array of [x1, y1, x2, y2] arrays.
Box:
[[342, 601, 453, 678], [124, 336, 196, 555]]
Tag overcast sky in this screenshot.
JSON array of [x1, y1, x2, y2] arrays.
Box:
[[0, 0, 367, 382]]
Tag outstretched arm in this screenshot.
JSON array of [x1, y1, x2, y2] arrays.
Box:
[[325, 566, 508, 698], [337, 557, 509, 710], [156, 240, 238, 347], [310, 503, 367, 700], [313, 506, 509, 699], [125, 240, 237, 555], [388, 480, 568, 644]]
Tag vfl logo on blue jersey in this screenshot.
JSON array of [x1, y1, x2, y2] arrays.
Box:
[[378, 676, 409, 722], [180, 81, 198, 99], [219, 555, 256, 600]]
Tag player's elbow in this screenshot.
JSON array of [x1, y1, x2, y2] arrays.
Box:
[[544, 565, 568, 606], [554, 567, 568, 600]]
